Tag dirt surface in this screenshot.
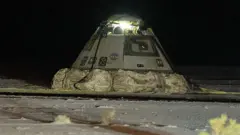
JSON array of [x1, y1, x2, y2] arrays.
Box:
[[0, 97, 175, 135], [0, 96, 239, 135], [0, 77, 47, 89], [0, 77, 239, 135]]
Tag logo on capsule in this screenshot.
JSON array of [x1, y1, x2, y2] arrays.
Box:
[[109, 53, 119, 60]]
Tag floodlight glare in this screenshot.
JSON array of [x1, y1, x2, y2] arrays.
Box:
[[119, 21, 133, 30], [112, 21, 133, 31]]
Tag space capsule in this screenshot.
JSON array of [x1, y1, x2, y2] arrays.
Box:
[[72, 14, 173, 73]]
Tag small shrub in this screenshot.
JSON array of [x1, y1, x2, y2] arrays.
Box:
[[199, 114, 240, 135]]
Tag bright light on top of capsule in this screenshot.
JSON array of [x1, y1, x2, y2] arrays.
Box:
[[106, 14, 143, 35], [112, 21, 134, 31]]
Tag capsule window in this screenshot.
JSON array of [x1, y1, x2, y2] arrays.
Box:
[[156, 59, 164, 67], [80, 56, 88, 66], [139, 43, 149, 51], [88, 57, 97, 64]]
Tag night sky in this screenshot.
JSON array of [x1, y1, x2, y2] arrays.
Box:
[[1, 1, 239, 85]]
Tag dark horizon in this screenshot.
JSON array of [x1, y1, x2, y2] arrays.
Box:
[[1, 0, 240, 85]]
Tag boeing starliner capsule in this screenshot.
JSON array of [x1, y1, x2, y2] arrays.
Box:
[[72, 14, 173, 72]]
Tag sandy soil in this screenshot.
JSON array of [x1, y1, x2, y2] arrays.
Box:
[[0, 77, 239, 135], [0, 77, 47, 89], [0, 96, 239, 135]]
